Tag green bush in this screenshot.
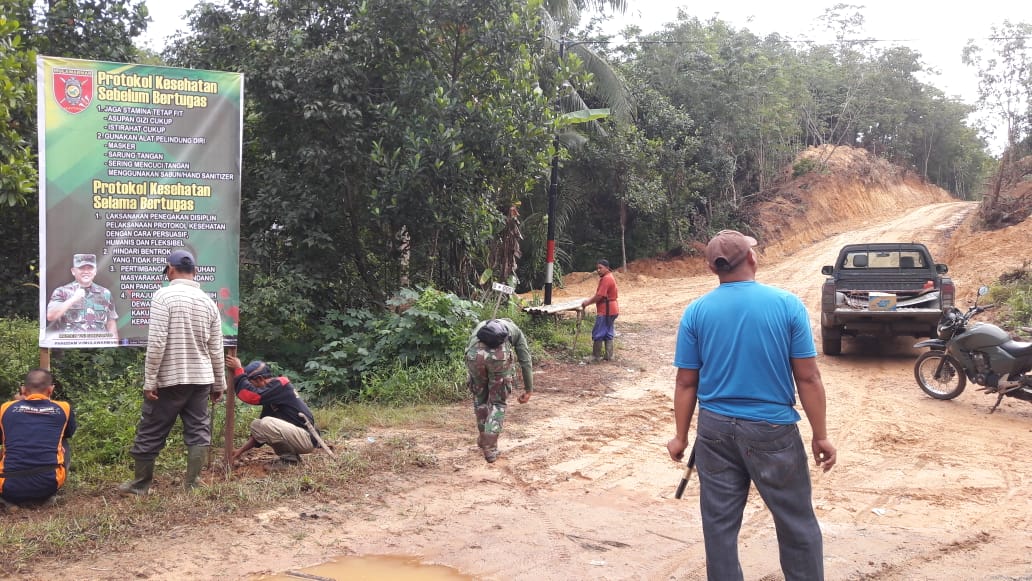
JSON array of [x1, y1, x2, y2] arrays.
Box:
[[989, 263, 1032, 330], [304, 287, 480, 400], [0, 318, 39, 397], [359, 358, 468, 406], [49, 348, 146, 471], [0, 320, 147, 473], [792, 157, 821, 178], [237, 267, 321, 373]]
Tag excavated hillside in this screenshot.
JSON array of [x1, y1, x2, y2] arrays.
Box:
[[753, 146, 954, 260], [619, 144, 1029, 305], [751, 146, 1030, 304]]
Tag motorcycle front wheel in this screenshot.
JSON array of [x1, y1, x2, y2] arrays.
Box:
[[914, 351, 967, 400]]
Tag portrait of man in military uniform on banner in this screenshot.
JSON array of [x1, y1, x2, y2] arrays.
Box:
[[45, 253, 119, 339]]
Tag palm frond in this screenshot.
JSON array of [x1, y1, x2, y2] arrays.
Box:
[[569, 43, 636, 123]]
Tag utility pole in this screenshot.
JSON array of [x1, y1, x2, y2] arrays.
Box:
[[544, 38, 566, 305]]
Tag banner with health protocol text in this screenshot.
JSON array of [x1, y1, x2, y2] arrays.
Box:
[[37, 56, 243, 349]]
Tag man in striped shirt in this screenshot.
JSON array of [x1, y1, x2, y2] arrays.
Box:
[[119, 250, 225, 495]]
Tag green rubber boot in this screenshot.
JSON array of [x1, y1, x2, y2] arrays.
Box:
[[604, 339, 615, 361], [184, 445, 208, 489], [118, 459, 155, 496]]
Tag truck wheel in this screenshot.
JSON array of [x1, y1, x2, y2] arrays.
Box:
[[821, 327, 842, 356]]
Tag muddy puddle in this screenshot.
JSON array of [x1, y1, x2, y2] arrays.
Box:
[[255, 554, 473, 581]]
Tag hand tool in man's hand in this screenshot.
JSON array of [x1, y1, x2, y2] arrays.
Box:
[[674, 445, 696, 499], [299, 412, 336, 457]]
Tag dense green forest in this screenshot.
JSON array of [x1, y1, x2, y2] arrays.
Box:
[[2, 0, 1030, 396]]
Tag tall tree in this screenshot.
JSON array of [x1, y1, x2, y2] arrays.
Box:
[[0, 8, 37, 206], [963, 20, 1032, 222], [541, 0, 626, 30], [0, 0, 148, 316], [169, 0, 554, 312], [37, 0, 149, 60]]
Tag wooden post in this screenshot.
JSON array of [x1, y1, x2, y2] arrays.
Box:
[[39, 348, 51, 370], [492, 291, 504, 319], [222, 346, 237, 471], [572, 308, 584, 354]]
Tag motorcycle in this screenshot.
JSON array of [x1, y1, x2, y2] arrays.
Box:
[[913, 286, 1032, 412]]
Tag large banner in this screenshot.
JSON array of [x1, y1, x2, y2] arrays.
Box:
[[37, 56, 243, 349]]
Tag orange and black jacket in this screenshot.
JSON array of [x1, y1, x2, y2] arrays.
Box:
[[0, 394, 76, 502]]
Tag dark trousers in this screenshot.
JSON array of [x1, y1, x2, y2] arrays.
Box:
[[130, 384, 212, 461], [0, 467, 64, 504], [696, 408, 824, 581], [591, 314, 618, 341]]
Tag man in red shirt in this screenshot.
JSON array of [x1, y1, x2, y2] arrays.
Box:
[[581, 259, 620, 362]]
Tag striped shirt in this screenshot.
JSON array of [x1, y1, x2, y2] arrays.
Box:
[[144, 279, 225, 392]]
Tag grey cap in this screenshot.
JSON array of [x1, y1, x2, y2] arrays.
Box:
[[163, 250, 195, 274]]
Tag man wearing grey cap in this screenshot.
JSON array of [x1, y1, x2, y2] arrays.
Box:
[[46, 253, 119, 338], [120, 249, 225, 495], [666, 229, 836, 580]]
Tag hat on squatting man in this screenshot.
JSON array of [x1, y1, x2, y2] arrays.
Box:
[[244, 361, 273, 379], [705, 230, 757, 272]]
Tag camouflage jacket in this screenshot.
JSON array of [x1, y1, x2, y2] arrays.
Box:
[[47, 282, 118, 332]]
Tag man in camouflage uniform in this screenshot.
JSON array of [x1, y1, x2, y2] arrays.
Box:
[[46, 253, 119, 338], [465, 318, 534, 463]]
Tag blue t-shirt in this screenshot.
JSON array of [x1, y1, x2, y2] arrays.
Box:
[[673, 280, 817, 423]]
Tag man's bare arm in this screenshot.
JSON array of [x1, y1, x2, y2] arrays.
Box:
[[667, 367, 699, 461], [792, 357, 836, 471]]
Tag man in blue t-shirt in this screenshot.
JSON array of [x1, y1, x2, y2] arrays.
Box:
[[666, 229, 837, 581]]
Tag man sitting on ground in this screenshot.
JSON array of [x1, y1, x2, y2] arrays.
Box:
[[0, 369, 76, 507], [226, 356, 318, 468]]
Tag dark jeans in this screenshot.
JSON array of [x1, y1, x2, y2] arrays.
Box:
[[696, 408, 824, 581], [130, 384, 212, 461]]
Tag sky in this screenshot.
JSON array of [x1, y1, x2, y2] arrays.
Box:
[[604, 2, 1030, 102], [141, 1, 1032, 149], [137, 0, 196, 51]]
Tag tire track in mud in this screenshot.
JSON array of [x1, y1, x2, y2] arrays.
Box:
[[846, 530, 997, 580]]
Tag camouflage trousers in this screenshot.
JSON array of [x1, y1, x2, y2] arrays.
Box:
[[465, 341, 515, 449]]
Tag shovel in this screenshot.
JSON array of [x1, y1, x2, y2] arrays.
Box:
[[299, 412, 336, 457]]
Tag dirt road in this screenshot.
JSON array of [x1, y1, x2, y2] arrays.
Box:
[[53, 200, 1032, 580]]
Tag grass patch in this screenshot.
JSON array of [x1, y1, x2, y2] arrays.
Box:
[[0, 428, 438, 576], [315, 402, 464, 436], [358, 358, 468, 405], [989, 261, 1032, 330], [524, 311, 594, 360]]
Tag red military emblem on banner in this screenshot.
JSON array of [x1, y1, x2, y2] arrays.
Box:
[[53, 69, 94, 114]]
